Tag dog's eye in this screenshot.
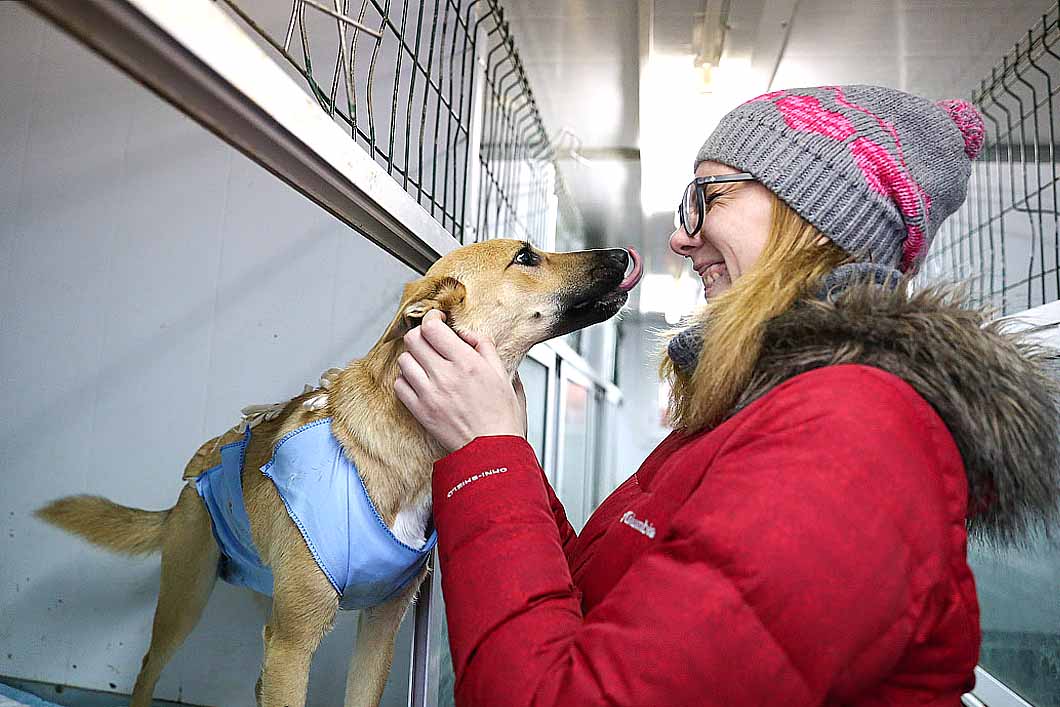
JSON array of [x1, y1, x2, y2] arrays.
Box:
[[512, 248, 540, 267]]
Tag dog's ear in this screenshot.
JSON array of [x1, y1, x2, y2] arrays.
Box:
[[382, 275, 466, 343]]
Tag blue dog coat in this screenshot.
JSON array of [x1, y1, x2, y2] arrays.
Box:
[[194, 418, 436, 610]]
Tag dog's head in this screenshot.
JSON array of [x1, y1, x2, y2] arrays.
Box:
[[381, 239, 642, 368]]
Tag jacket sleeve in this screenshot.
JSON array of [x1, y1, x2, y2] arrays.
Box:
[[431, 365, 969, 706], [540, 462, 579, 558]]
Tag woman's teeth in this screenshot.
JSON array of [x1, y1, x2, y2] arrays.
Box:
[[701, 263, 728, 291]]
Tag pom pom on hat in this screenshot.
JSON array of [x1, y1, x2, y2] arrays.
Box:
[[936, 99, 985, 159]]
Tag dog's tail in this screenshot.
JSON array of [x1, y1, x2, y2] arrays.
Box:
[[35, 495, 169, 556]]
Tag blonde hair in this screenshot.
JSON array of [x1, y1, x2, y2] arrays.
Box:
[[662, 194, 850, 432]]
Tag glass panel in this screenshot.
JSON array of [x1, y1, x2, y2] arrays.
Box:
[[563, 329, 584, 355], [559, 377, 591, 530], [577, 321, 617, 383], [581, 387, 599, 516], [430, 563, 457, 707], [519, 357, 549, 463], [970, 539, 1060, 706], [592, 396, 616, 509]]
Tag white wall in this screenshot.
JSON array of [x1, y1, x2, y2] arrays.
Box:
[[0, 4, 419, 705]]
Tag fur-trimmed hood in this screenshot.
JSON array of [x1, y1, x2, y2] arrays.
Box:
[[735, 282, 1060, 545]]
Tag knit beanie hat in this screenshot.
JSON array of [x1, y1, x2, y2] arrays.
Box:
[[696, 84, 985, 272], [668, 85, 985, 375]]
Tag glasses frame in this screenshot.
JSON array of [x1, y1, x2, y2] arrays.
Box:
[[676, 172, 757, 236]]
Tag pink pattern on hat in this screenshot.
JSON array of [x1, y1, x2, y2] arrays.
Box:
[[848, 137, 927, 267], [847, 137, 889, 196], [774, 95, 857, 140], [827, 87, 933, 213], [767, 88, 932, 270], [827, 86, 933, 268]]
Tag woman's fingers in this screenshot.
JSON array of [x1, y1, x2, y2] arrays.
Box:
[[396, 351, 430, 391], [417, 309, 491, 360], [419, 313, 475, 362], [513, 372, 526, 409], [396, 309, 528, 453], [512, 371, 528, 437], [402, 322, 448, 378], [394, 375, 420, 415], [395, 337, 526, 453], [409, 310, 504, 383], [473, 335, 509, 380]]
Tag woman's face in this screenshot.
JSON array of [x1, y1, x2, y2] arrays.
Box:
[[668, 161, 774, 299]]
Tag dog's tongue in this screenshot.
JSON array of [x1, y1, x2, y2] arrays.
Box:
[[618, 247, 643, 292]]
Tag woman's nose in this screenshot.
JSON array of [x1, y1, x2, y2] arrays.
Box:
[[669, 226, 699, 257]]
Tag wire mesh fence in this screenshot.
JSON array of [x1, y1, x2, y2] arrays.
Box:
[[217, 0, 577, 250], [926, 1, 1060, 315]]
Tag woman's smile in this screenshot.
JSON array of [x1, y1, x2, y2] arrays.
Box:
[[694, 260, 730, 297]]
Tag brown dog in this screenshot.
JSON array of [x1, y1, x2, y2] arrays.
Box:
[[36, 239, 642, 707]]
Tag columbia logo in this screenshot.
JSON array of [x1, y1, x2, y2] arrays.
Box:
[[620, 510, 656, 539]]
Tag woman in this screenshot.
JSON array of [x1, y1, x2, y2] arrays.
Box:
[[394, 86, 1060, 705]]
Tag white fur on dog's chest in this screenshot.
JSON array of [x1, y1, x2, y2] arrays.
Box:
[[389, 492, 432, 548]]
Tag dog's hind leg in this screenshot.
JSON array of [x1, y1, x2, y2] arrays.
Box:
[[343, 567, 427, 707], [130, 484, 219, 707]]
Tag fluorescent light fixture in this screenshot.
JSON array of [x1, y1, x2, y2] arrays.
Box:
[[639, 55, 763, 215], [639, 54, 708, 215]]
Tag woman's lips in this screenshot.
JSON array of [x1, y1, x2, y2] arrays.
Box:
[[694, 260, 725, 276], [700, 261, 729, 297]]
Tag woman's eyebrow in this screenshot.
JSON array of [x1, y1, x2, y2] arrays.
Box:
[[704, 184, 737, 198]]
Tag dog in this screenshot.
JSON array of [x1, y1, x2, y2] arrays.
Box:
[[36, 238, 643, 707]]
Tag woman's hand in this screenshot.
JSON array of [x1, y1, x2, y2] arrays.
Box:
[[395, 309, 527, 454]]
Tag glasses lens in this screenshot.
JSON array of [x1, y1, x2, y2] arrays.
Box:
[[682, 182, 701, 234], [674, 204, 682, 231]]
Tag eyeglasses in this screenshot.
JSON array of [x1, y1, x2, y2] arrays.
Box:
[[674, 172, 757, 236]]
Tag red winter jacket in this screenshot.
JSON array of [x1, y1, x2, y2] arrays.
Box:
[[431, 365, 981, 706]]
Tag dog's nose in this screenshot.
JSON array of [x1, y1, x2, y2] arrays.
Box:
[[605, 249, 629, 269], [590, 249, 630, 281]]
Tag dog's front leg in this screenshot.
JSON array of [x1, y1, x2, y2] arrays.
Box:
[[343, 567, 428, 707]]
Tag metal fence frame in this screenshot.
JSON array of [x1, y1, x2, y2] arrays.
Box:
[[215, 0, 573, 249], [927, 1, 1060, 315], [30, 0, 581, 275]]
